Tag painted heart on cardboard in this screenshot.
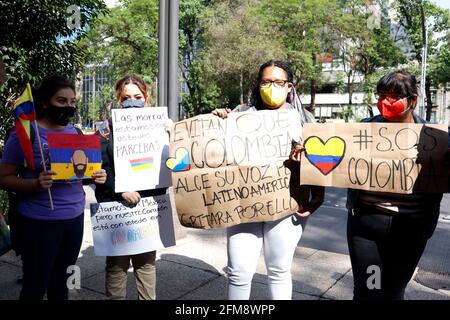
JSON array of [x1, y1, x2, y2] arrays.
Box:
[[304, 136, 346, 175], [166, 147, 190, 172]]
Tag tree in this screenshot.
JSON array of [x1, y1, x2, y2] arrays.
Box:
[[430, 43, 450, 86], [259, 0, 341, 115], [82, 0, 159, 82], [0, 0, 106, 215], [79, 0, 160, 122], [328, 0, 405, 118], [179, 0, 220, 116], [356, 15, 406, 116], [0, 0, 107, 138], [201, 0, 285, 109], [393, 0, 450, 120]]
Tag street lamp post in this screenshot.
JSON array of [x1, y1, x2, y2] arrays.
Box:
[[158, 0, 185, 240], [158, 0, 168, 108], [419, 0, 428, 119], [158, 0, 179, 122], [168, 0, 179, 122]]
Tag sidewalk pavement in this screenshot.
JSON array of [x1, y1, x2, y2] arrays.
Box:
[[1, 186, 449, 300]]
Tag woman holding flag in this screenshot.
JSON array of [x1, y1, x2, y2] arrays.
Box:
[[0, 76, 106, 300]]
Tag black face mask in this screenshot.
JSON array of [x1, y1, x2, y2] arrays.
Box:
[[121, 99, 145, 109], [46, 105, 76, 126]]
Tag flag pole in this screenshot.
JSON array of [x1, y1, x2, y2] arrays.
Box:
[[33, 120, 54, 210]]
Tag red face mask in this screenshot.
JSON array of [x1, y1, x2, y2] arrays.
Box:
[[377, 97, 409, 121]]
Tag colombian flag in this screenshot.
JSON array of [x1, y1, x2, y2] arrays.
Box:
[[13, 84, 36, 170], [304, 136, 345, 175]]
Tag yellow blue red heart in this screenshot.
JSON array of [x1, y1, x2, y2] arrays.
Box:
[[304, 136, 345, 175], [166, 147, 190, 172]]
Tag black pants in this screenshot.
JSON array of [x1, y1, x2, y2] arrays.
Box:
[[347, 206, 436, 300], [19, 213, 84, 300]]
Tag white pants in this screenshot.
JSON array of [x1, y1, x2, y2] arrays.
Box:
[[226, 214, 307, 300]]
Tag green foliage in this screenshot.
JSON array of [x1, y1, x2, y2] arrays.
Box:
[[0, 0, 107, 139], [429, 44, 450, 86], [5, 0, 448, 125], [0, 0, 106, 216], [259, 0, 337, 86], [82, 0, 159, 82], [393, 0, 449, 120], [335, 72, 347, 94], [200, 0, 285, 109], [393, 0, 449, 59], [179, 0, 222, 116]]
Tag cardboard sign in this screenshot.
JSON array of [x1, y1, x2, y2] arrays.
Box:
[[168, 109, 303, 229], [112, 107, 171, 192], [300, 122, 449, 193], [47, 133, 102, 180], [90, 195, 176, 256]]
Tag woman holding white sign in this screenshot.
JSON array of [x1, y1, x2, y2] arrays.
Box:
[[95, 74, 162, 300], [0, 76, 107, 300], [214, 60, 324, 300], [346, 70, 449, 300]]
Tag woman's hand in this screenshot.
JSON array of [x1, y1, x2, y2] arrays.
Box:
[[295, 208, 312, 218], [212, 108, 232, 118], [121, 191, 141, 205], [92, 169, 107, 184], [37, 170, 56, 189], [294, 186, 325, 218], [290, 142, 304, 162]]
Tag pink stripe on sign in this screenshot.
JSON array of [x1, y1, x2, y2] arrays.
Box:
[[130, 157, 153, 164]]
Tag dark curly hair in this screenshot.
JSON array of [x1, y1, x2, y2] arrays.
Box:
[[250, 60, 294, 110]]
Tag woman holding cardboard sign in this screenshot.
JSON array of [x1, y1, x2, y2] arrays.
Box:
[[94, 74, 163, 300], [345, 70, 449, 300], [213, 60, 324, 300], [0, 76, 106, 300]]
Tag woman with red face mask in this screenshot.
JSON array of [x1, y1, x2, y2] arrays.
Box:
[[346, 70, 449, 300]]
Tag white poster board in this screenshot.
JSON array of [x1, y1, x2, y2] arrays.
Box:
[[113, 107, 171, 192], [90, 195, 176, 256]]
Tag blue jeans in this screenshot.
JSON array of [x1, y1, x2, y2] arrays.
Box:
[[19, 213, 84, 300]]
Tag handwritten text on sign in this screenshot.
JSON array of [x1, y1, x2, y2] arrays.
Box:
[[168, 110, 302, 229], [90, 195, 176, 256], [113, 107, 171, 192], [300, 123, 448, 193]]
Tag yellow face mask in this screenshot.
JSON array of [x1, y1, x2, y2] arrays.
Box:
[[260, 86, 287, 109]]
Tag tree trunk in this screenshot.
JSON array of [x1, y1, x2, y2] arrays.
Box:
[[367, 104, 374, 117], [239, 70, 244, 105], [347, 73, 353, 105], [309, 79, 316, 115], [247, 87, 252, 105], [425, 75, 433, 121], [365, 77, 374, 118]]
